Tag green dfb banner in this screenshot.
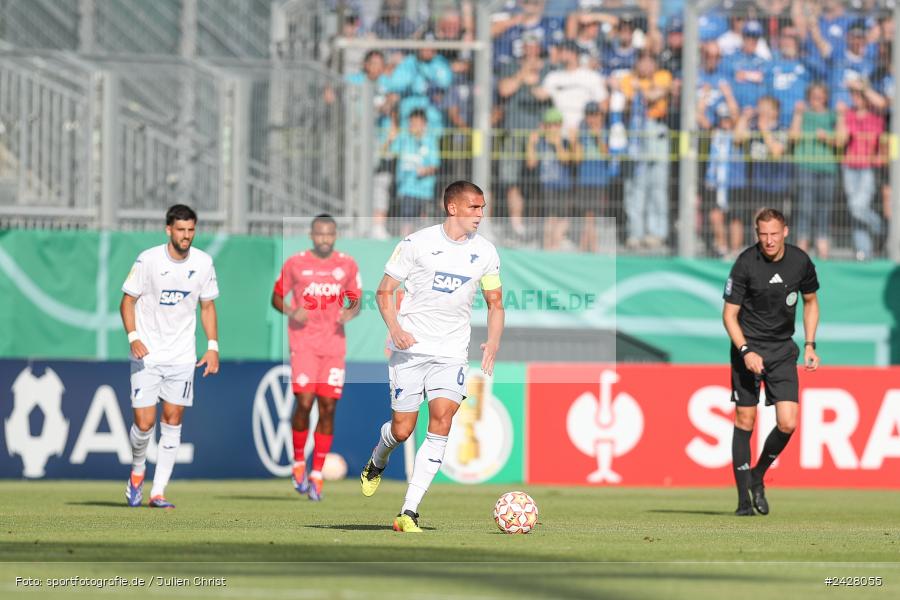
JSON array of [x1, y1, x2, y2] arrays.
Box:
[[1, 230, 899, 365]]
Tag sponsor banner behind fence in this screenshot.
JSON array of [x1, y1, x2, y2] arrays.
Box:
[[0, 360, 404, 481], [527, 364, 900, 488], [2, 230, 899, 367]]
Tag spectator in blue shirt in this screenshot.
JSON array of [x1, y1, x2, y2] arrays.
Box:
[[723, 20, 770, 109], [386, 109, 440, 236], [807, 19, 877, 109], [526, 107, 574, 250], [698, 41, 729, 125], [698, 82, 745, 258], [768, 27, 811, 129], [573, 101, 622, 252], [735, 96, 792, 217], [793, 0, 859, 64], [392, 41, 453, 137], [602, 15, 640, 79], [491, 0, 565, 67]]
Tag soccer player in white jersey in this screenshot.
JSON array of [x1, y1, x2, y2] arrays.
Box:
[[120, 204, 220, 509], [359, 180, 505, 532]]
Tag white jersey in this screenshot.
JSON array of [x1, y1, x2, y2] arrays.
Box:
[[385, 224, 500, 359], [122, 244, 219, 366]]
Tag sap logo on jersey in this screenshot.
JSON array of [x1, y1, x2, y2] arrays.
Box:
[[432, 272, 471, 293], [159, 290, 190, 305]]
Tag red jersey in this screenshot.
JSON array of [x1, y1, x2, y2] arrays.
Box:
[[273, 250, 361, 356]]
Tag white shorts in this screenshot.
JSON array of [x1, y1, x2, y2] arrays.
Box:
[[389, 352, 468, 413], [130, 360, 195, 409]]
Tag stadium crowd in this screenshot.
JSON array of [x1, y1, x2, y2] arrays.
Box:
[[325, 0, 894, 259]]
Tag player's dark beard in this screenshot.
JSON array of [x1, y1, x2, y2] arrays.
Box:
[[313, 244, 333, 258], [170, 236, 192, 257]]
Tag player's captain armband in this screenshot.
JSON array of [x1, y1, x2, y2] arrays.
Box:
[[480, 274, 502, 290]]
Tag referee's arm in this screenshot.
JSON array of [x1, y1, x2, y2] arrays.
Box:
[[723, 302, 763, 375], [722, 302, 747, 350], [802, 292, 821, 371]]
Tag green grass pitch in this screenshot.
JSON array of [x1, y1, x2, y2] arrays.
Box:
[[1, 480, 897, 599]]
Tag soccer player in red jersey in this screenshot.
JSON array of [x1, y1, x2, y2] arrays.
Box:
[[272, 214, 361, 500]]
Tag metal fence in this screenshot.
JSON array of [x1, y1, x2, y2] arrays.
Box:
[[0, 50, 362, 232], [1, 0, 898, 261], [0, 0, 273, 57], [327, 0, 898, 260]]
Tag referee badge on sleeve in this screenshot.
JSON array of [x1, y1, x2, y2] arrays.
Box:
[[725, 278, 733, 296]]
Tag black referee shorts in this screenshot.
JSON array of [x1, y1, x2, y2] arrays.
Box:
[[730, 339, 800, 407]]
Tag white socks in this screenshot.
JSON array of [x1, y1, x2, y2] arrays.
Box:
[[401, 432, 448, 515], [129, 424, 154, 475], [150, 422, 181, 498], [371, 421, 399, 468]]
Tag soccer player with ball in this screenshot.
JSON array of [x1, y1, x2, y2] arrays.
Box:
[[359, 181, 505, 533]]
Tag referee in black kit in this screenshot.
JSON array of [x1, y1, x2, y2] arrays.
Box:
[[722, 208, 820, 516]]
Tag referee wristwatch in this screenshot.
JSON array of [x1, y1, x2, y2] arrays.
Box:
[[805, 341, 816, 350], [739, 344, 750, 357]]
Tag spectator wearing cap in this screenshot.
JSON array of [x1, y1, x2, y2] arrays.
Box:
[[497, 32, 552, 239], [534, 40, 608, 135], [723, 21, 771, 109], [620, 52, 673, 251], [372, 0, 420, 39], [767, 27, 811, 129], [527, 107, 575, 250], [699, 9, 730, 45], [790, 82, 839, 259], [491, 0, 565, 67], [573, 100, 622, 252], [807, 18, 879, 110], [718, 15, 772, 59]]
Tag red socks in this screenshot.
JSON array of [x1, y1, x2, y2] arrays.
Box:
[[293, 429, 334, 472], [312, 433, 334, 472], [292, 429, 309, 463]]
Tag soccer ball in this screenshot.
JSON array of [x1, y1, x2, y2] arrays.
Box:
[[321, 452, 348, 481], [493, 491, 539, 534]]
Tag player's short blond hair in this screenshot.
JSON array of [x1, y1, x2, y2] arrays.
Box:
[[755, 207, 787, 228]]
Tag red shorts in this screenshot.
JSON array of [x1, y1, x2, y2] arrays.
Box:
[[290, 351, 346, 399]]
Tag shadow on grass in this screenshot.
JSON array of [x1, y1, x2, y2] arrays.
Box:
[[646, 509, 733, 516], [304, 524, 398, 531], [64, 501, 130, 508], [214, 495, 297, 502]]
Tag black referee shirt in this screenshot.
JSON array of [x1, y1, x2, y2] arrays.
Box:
[[723, 243, 819, 341]]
